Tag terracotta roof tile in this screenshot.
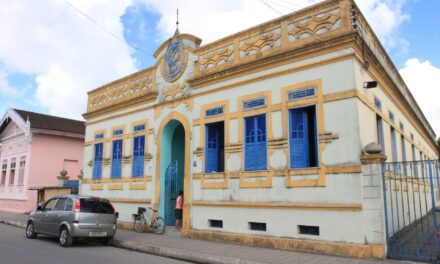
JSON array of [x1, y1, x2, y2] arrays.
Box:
[[14, 109, 85, 135]]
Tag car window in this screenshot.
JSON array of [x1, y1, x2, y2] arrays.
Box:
[[43, 199, 57, 211], [65, 198, 73, 211], [80, 198, 114, 214], [54, 198, 67, 211]]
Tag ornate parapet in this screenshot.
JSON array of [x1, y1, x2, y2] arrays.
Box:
[[85, 68, 157, 117], [192, 0, 350, 79]]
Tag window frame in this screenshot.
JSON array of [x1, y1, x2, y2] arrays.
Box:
[[204, 121, 225, 174], [243, 113, 268, 171], [287, 104, 319, 169]]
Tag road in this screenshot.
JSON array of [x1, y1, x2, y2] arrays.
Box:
[[0, 224, 191, 264]]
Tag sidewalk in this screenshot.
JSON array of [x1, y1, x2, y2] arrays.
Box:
[[0, 211, 410, 264]]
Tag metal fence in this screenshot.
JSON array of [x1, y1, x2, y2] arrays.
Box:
[[382, 160, 440, 262]]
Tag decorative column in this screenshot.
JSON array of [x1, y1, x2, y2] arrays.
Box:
[[360, 142, 387, 258]]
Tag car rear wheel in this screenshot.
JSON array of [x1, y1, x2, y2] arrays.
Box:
[[59, 227, 73, 247], [25, 222, 37, 239]]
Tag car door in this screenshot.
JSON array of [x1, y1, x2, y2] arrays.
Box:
[[48, 198, 67, 235], [38, 198, 57, 234]]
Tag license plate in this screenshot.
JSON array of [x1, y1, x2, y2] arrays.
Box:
[[89, 231, 107, 237]]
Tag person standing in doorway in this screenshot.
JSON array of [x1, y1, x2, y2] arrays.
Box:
[[175, 190, 183, 230]]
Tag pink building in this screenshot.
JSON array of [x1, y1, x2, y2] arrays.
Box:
[[0, 108, 85, 213]]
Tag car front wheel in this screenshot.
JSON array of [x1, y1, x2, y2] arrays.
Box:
[[59, 227, 73, 247], [25, 222, 37, 239]]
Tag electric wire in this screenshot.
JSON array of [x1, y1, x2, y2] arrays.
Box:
[[63, 0, 154, 57]]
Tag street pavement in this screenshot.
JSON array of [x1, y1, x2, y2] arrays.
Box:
[[0, 211, 414, 264], [0, 224, 189, 264]]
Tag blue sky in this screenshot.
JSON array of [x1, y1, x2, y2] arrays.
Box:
[[0, 0, 439, 136]]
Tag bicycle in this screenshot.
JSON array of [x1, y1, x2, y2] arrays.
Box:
[[133, 207, 165, 234]]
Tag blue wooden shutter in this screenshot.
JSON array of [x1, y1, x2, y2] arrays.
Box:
[[132, 136, 145, 177], [244, 115, 267, 171], [93, 143, 103, 179], [289, 109, 309, 169], [111, 140, 122, 178], [205, 125, 219, 173], [255, 115, 267, 170], [376, 116, 384, 151]]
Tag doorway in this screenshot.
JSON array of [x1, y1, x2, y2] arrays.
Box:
[[159, 121, 185, 226]]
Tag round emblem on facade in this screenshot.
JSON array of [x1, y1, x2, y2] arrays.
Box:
[[162, 30, 186, 83]]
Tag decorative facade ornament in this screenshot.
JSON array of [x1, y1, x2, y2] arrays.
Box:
[[240, 28, 281, 58], [159, 82, 188, 103], [162, 30, 187, 83]]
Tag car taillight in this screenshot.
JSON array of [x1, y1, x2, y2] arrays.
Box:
[[75, 200, 80, 213]]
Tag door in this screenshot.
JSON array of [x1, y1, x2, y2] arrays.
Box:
[[289, 109, 309, 168], [164, 160, 178, 226]]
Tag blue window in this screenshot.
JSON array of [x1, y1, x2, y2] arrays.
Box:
[[289, 106, 318, 169], [374, 97, 382, 111], [205, 106, 224, 117], [113, 129, 123, 136], [134, 124, 145, 132], [132, 136, 145, 177], [244, 114, 267, 171], [288, 87, 316, 101], [205, 122, 225, 173], [412, 144, 418, 177], [389, 112, 394, 122], [92, 143, 103, 179], [95, 133, 104, 140], [410, 133, 414, 141], [399, 122, 404, 131], [243, 97, 266, 110], [376, 115, 384, 152], [111, 140, 123, 178]]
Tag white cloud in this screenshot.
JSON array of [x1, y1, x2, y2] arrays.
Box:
[[400, 58, 440, 136], [140, 0, 320, 45], [355, 0, 410, 49], [0, 0, 137, 119]]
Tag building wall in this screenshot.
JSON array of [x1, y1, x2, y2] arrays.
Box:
[[82, 52, 369, 243], [0, 126, 84, 213], [0, 122, 32, 212]]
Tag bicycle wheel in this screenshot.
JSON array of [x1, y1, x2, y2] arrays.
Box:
[[134, 216, 146, 233], [152, 217, 165, 234]]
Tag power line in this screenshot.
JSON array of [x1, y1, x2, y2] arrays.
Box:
[[259, 0, 284, 16], [63, 0, 154, 57]]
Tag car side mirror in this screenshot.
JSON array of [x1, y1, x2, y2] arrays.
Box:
[[37, 205, 42, 211], [115, 212, 119, 219]]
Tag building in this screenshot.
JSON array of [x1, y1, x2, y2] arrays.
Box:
[[0, 109, 85, 213], [80, 0, 438, 258]]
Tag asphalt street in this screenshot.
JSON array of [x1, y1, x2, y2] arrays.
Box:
[[0, 224, 191, 264]]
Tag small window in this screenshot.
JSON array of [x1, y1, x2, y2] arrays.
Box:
[[411, 133, 414, 141], [205, 122, 225, 173], [43, 199, 57, 211], [389, 111, 394, 122], [113, 129, 123, 136], [374, 97, 382, 111], [205, 106, 224, 117], [209, 219, 223, 228], [65, 199, 73, 211], [399, 122, 404, 131], [298, 225, 320, 235], [243, 97, 266, 110], [95, 133, 104, 140], [288, 87, 316, 101], [133, 124, 145, 132], [54, 198, 67, 211], [249, 222, 266, 231]]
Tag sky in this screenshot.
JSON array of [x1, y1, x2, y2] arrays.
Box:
[[0, 0, 439, 137]]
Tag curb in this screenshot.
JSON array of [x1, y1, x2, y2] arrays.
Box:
[[112, 239, 264, 264], [0, 219, 263, 264], [0, 218, 27, 229]]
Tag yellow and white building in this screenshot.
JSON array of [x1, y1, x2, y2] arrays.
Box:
[[81, 0, 438, 258]]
